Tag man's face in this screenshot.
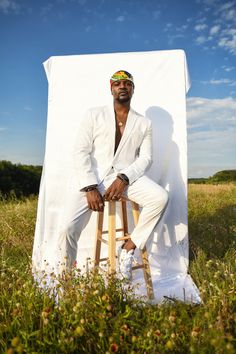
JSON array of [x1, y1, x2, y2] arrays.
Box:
[[111, 80, 134, 103]]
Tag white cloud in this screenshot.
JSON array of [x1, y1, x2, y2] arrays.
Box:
[[163, 22, 173, 32], [193, 1, 236, 56], [196, 35, 208, 44], [187, 96, 236, 125], [187, 96, 236, 177], [194, 24, 207, 31], [209, 78, 235, 85], [221, 7, 236, 21], [222, 65, 234, 72], [219, 36, 236, 55], [218, 1, 235, 12], [116, 15, 125, 22], [196, 16, 207, 23], [0, 0, 19, 14], [198, 78, 236, 86], [209, 25, 221, 35]]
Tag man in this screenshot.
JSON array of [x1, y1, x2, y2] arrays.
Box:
[[65, 70, 168, 279]]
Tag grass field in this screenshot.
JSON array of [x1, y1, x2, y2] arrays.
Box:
[[0, 184, 235, 353]]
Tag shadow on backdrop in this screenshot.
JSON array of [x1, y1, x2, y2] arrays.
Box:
[[145, 106, 188, 274]]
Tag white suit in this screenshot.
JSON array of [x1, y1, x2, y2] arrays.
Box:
[[64, 104, 168, 268], [74, 104, 153, 189]]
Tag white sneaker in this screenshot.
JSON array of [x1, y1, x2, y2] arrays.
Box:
[[119, 248, 135, 280]]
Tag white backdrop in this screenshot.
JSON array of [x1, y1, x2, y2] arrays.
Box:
[[33, 49, 201, 303]]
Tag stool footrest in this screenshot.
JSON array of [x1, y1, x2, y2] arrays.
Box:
[[99, 238, 109, 245], [132, 264, 145, 270], [96, 257, 109, 263], [102, 228, 124, 235], [115, 235, 131, 241]]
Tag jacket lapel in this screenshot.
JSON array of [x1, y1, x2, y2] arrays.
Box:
[[105, 104, 138, 158], [105, 104, 116, 155], [114, 107, 138, 158]]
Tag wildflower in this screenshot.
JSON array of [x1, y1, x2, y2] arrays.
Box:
[[165, 340, 174, 349], [102, 294, 109, 301], [168, 315, 176, 323], [206, 260, 213, 267], [41, 307, 51, 319], [132, 336, 137, 343], [226, 343, 233, 350], [121, 324, 129, 333], [6, 349, 14, 354], [110, 343, 118, 352], [16, 345, 23, 354], [106, 304, 112, 311], [191, 327, 200, 337], [80, 318, 85, 324], [154, 329, 161, 336], [43, 318, 49, 326], [75, 326, 84, 336], [11, 337, 20, 347], [171, 333, 176, 338], [99, 332, 103, 338]]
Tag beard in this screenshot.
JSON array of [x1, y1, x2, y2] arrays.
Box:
[[117, 94, 131, 103]]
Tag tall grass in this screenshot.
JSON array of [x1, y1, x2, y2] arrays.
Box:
[[0, 184, 235, 353]]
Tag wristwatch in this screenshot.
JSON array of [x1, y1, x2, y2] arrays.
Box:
[[117, 173, 129, 185], [82, 185, 98, 192]]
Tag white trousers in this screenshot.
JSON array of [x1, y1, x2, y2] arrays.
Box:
[[64, 172, 168, 268]]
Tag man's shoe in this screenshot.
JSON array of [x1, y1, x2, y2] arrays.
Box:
[[119, 248, 135, 280]]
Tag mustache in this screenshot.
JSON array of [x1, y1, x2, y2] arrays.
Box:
[[118, 89, 128, 93]]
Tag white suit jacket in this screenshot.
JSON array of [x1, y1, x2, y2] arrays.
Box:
[[73, 104, 153, 190]]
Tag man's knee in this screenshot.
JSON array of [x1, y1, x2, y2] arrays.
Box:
[[148, 187, 168, 211], [64, 221, 77, 246]]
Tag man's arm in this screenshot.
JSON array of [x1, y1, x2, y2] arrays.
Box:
[[104, 120, 152, 201], [73, 110, 98, 191], [73, 110, 104, 211]]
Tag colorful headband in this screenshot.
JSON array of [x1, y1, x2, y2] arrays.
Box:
[[110, 70, 134, 87]]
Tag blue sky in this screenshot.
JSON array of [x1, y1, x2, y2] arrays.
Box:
[[0, 0, 235, 177]]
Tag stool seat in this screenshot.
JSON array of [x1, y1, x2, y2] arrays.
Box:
[[94, 197, 154, 299]]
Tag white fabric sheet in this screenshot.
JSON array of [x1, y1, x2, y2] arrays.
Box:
[[33, 49, 201, 303]]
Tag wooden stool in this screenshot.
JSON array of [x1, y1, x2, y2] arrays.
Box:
[[94, 197, 154, 299]]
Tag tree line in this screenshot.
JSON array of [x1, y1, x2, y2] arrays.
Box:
[[188, 170, 236, 184], [0, 160, 235, 199], [0, 160, 42, 199]]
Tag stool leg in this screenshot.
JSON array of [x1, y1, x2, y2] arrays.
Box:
[[120, 199, 129, 236], [131, 201, 154, 300], [131, 201, 140, 226], [141, 246, 154, 299], [94, 211, 104, 267], [108, 201, 116, 274]]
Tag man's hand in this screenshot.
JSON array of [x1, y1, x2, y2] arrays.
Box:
[[86, 189, 104, 211], [104, 178, 128, 201]]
